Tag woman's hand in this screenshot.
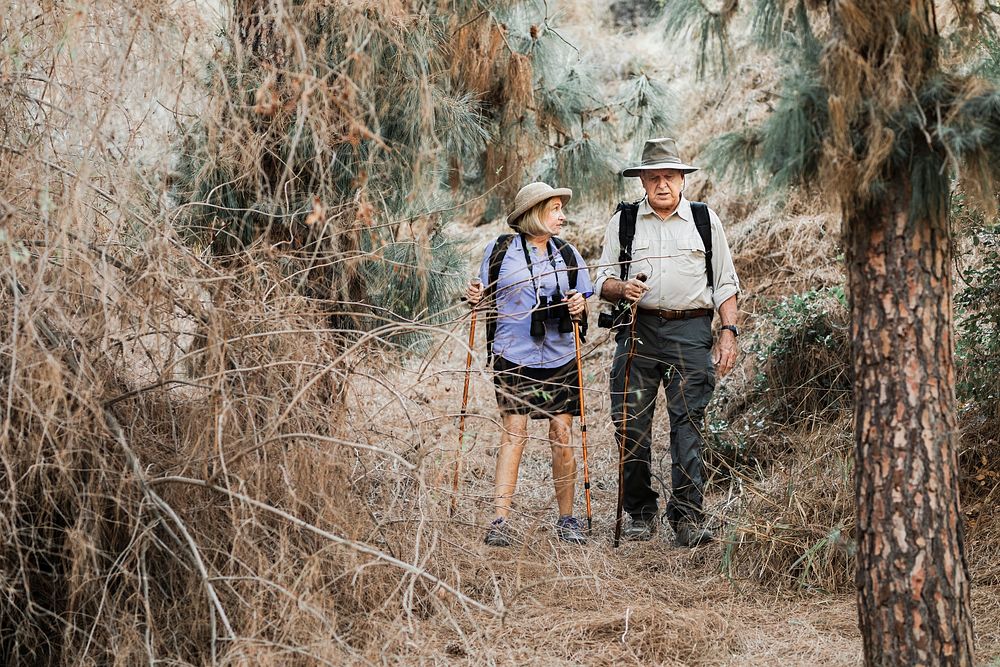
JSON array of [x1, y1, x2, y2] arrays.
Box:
[[465, 279, 483, 307], [565, 290, 587, 319]]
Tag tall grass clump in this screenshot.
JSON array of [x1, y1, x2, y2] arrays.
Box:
[[709, 286, 854, 593], [0, 3, 500, 664]]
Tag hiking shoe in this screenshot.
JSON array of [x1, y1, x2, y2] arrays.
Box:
[[675, 524, 714, 548], [484, 517, 513, 547], [555, 516, 587, 545], [622, 516, 657, 541]]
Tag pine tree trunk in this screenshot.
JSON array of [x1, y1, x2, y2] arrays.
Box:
[[846, 177, 975, 666], [234, 0, 286, 64]]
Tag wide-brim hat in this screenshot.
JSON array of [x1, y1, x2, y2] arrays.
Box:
[[506, 182, 573, 227], [622, 137, 699, 177]]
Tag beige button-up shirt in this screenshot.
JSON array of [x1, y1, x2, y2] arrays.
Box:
[[593, 196, 740, 311]]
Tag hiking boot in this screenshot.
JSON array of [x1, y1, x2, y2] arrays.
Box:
[[484, 517, 513, 547], [674, 523, 714, 548], [555, 516, 587, 545], [622, 516, 657, 541]]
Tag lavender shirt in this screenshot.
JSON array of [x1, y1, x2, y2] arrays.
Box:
[[479, 235, 593, 369]]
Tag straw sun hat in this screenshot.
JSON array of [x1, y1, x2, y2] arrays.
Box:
[[505, 182, 572, 227]]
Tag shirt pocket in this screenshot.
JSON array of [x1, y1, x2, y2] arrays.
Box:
[[675, 235, 707, 278], [628, 239, 653, 279]]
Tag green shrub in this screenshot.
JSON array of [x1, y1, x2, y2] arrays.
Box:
[[748, 286, 851, 424], [707, 286, 851, 475], [954, 199, 1000, 420]]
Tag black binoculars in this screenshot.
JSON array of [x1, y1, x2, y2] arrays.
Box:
[[598, 273, 647, 330], [598, 304, 627, 329], [530, 292, 574, 338]]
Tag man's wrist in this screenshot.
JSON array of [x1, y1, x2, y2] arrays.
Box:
[[720, 324, 739, 337], [600, 278, 624, 301]]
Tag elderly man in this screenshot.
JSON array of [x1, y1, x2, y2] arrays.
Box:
[[595, 137, 740, 546]]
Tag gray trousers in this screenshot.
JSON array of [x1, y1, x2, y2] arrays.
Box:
[[610, 313, 716, 529]]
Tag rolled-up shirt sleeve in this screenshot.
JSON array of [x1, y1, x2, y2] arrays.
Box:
[[593, 212, 622, 303], [709, 209, 740, 308]]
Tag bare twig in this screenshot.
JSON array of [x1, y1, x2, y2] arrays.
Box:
[[148, 476, 501, 618]]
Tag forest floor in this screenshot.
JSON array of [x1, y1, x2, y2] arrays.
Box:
[[344, 305, 1000, 665]]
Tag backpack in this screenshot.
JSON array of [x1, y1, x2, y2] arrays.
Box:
[[483, 234, 586, 359], [614, 199, 714, 289]]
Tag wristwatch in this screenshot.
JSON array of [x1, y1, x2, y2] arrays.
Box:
[[721, 324, 739, 337]]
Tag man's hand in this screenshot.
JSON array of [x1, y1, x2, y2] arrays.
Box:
[[622, 277, 649, 303], [465, 279, 483, 307], [565, 290, 587, 319], [713, 329, 738, 377], [599, 276, 648, 304]]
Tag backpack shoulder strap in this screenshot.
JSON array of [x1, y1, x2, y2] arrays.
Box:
[[485, 234, 515, 359], [487, 234, 515, 293], [550, 236, 587, 343], [550, 236, 578, 291], [615, 201, 640, 281], [690, 202, 714, 290]]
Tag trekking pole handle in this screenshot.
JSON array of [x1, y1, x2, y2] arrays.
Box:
[[636, 273, 647, 283], [566, 289, 585, 322], [463, 277, 483, 305]]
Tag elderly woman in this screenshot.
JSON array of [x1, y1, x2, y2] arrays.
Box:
[[466, 182, 593, 547]]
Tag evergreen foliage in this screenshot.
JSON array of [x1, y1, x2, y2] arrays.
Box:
[[616, 73, 677, 152], [171, 0, 673, 343], [705, 53, 826, 192], [704, 0, 826, 193], [697, 2, 1000, 219], [662, 0, 737, 78]]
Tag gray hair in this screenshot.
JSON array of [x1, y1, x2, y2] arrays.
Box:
[[511, 198, 558, 236]]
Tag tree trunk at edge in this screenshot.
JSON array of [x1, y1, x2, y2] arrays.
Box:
[[846, 176, 975, 666]]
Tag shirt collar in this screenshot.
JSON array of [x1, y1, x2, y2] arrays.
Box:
[[638, 195, 692, 222]]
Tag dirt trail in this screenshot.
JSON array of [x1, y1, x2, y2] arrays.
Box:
[[342, 307, 867, 665], [345, 311, 1000, 664]]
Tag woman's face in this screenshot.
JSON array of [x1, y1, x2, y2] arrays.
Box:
[[540, 197, 567, 236]]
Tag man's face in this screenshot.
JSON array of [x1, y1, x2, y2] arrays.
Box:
[[639, 169, 684, 215]]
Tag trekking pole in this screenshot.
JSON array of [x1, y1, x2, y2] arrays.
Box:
[[451, 278, 481, 517], [567, 290, 593, 533], [614, 273, 647, 548]]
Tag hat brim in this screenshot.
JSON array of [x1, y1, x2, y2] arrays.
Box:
[[506, 188, 573, 226], [622, 162, 699, 177]]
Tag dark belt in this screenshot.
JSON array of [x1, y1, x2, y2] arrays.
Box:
[[637, 307, 713, 321]]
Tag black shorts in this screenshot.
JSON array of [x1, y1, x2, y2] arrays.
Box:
[[492, 356, 580, 419]]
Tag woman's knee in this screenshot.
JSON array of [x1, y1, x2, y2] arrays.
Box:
[[548, 415, 571, 440], [551, 443, 575, 469]]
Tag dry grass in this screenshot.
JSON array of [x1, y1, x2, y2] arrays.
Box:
[[3, 1, 1000, 665]]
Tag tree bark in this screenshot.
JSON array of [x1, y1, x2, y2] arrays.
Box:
[[846, 177, 975, 666], [233, 0, 286, 64]]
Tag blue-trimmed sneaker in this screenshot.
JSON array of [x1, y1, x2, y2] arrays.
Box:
[[484, 517, 513, 547], [555, 515, 587, 545]]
